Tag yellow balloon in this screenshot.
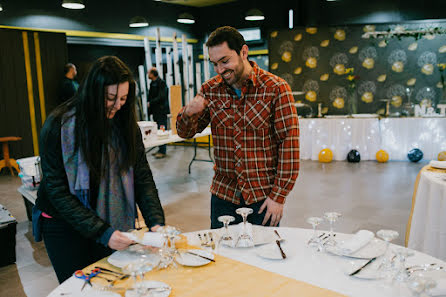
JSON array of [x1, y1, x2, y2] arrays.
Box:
[[438, 151, 446, 161], [376, 150, 389, 163], [319, 148, 333, 163]]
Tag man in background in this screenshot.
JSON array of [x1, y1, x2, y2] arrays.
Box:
[[59, 63, 79, 103], [147, 67, 169, 159]]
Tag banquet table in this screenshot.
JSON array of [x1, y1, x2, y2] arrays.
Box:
[[47, 226, 446, 297], [406, 165, 446, 261]]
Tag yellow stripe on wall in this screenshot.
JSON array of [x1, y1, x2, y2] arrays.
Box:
[[22, 31, 39, 156], [33, 32, 46, 124]]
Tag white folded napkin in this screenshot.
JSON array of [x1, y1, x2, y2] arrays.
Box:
[[338, 230, 374, 255], [430, 277, 446, 296], [430, 160, 446, 169], [122, 232, 165, 248]]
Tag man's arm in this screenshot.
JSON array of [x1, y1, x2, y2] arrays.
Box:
[[176, 91, 211, 139]]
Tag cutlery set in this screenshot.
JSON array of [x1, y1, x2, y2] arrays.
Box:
[[197, 232, 216, 250]]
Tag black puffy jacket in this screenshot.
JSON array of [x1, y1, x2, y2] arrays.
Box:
[[35, 114, 165, 241]]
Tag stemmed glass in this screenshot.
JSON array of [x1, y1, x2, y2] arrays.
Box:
[[406, 275, 437, 297], [376, 229, 399, 281], [217, 215, 235, 247], [306, 217, 324, 247], [394, 248, 414, 282], [122, 255, 156, 297], [323, 212, 342, 246], [235, 207, 254, 247], [157, 225, 181, 269]]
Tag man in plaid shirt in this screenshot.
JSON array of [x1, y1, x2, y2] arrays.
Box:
[[177, 26, 299, 228]]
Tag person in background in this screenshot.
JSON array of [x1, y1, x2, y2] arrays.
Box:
[[59, 63, 79, 103], [147, 67, 169, 159], [176, 26, 299, 228], [34, 56, 165, 283]]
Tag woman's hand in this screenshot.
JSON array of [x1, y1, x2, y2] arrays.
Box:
[[108, 230, 134, 250]]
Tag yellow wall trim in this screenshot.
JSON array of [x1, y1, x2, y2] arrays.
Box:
[[33, 32, 46, 125], [0, 25, 198, 43], [22, 32, 39, 156]]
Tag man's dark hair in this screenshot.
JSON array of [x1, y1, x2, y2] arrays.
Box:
[[206, 26, 246, 54], [52, 56, 137, 179], [149, 68, 159, 78], [64, 63, 75, 75]]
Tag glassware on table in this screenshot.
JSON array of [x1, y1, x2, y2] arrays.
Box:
[[306, 217, 324, 247], [394, 248, 414, 282], [217, 215, 235, 247], [323, 212, 342, 246], [122, 255, 156, 296], [235, 207, 254, 248], [376, 229, 399, 273], [157, 225, 181, 269], [406, 275, 437, 297]]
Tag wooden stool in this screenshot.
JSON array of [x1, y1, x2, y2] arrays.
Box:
[[0, 136, 22, 176]]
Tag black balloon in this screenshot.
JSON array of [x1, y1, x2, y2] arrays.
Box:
[[408, 148, 423, 162], [347, 149, 361, 163]]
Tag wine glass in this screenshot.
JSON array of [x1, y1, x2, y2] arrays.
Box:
[[157, 225, 181, 269], [306, 217, 324, 247], [406, 275, 437, 297], [376, 229, 399, 279], [217, 215, 235, 247], [323, 212, 342, 246], [235, 207, 254, 247], [394, 248, 414, 282]]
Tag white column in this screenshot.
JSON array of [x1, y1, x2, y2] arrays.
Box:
[[138, 65, 148, 121]]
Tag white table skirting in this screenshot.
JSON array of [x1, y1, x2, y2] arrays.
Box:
[[299, 117, 446, 161]]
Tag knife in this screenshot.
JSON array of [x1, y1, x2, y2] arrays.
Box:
[[186, 251, 216, 262], [276, 240, 287, 259], [349, 257, 377, 276]]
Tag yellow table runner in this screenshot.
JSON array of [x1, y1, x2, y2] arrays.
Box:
[[405, 165, 446, 246], [84, 249, 346, 297]]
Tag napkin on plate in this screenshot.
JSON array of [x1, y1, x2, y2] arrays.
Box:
[[430, 160, 446, 169], [122, 232, 165, 248], [338, 230, 374, 255]]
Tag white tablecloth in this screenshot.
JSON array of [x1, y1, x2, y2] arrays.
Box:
[[299, 117, 446, 161], [48, 227, 446, 297], [408, 169, 446, 260]]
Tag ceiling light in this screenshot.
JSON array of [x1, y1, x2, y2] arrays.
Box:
[[245, 8, 265, 21], [129, 16, 149, 27], [62, 0, 85, 9], [177, 12, 195, 24]]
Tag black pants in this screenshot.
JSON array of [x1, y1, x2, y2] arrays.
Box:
[[41, 217, 113, 283], [153, 113, 168, 154], [210, 194, 277, 229]]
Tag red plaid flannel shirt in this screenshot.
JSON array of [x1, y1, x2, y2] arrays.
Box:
[[176, 61, 299, 205]]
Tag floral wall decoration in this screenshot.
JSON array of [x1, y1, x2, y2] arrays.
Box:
[[268, 22, 446, 115]]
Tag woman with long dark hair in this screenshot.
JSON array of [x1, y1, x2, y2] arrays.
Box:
[[33, 56, 165, 283]]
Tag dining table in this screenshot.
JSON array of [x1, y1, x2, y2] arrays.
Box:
[[406, 164, 446, 261], [47, 226, 446, 297]]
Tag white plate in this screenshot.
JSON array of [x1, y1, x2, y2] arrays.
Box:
[[255, 242, 287, 260], [125, 281, 171, 297], [326, 238, 387, 259], [343, 259, 384, 280], [430, 160, 446, 169], [175, 249, 214, 266], [107, 250, 160, 268]]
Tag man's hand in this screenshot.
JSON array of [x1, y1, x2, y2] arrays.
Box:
[[258, 198, 284, 226], [185, 94, 209, 117], [108, 230, 134, 250]]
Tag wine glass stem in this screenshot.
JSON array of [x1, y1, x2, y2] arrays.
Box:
[[312, 225, 317, 238], [329, 221, 334, 237]]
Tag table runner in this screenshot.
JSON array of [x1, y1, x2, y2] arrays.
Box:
[[83, 248, 346, 297]]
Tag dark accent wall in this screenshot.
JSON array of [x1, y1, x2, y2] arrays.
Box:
[[0, 28, 67, 158]]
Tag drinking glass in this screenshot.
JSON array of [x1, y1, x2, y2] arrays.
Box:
[[157, 225, 181, 269], [217, 215, 235, 247], [406, 275, 437, 297], [323, 212, 342, 246], [394, 248, 414, 282], [376, 229, 399, 278], [306, 217, 324, 247], [235, 207, 254, 247]]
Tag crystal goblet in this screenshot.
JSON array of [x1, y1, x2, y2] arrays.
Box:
[[235, 207, 254, 247], [323, 212, 342, 246], [217, 215, 235, 247], [306, 217, 324, 247]]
